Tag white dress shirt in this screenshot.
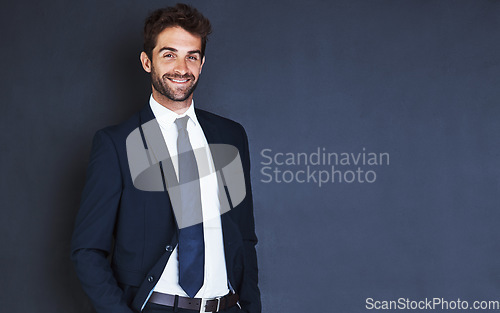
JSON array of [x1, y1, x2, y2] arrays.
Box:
[[149, 95, 229, 299]]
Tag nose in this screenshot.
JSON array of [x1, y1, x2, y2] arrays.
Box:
[[173, 58, 188, 75]]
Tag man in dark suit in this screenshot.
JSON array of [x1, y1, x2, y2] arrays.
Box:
[[71, 4, 261, 313]]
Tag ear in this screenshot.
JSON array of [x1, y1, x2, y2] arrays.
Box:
[[199, 56, 205, 75], [140, 52, 152, 73]]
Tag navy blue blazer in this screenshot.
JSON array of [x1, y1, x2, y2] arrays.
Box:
[[71, 104, 261, 313]]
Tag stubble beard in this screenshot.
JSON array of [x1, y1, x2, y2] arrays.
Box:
[[151, 65, 199, 102]]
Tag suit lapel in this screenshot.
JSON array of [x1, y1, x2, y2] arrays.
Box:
[[139, 103, 156, 124], [196, 109, 225, 145]]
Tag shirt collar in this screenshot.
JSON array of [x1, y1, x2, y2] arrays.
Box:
[[149, 94, 199, 128]]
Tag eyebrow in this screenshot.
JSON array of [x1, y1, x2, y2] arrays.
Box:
[[158, 47, 201, 55]]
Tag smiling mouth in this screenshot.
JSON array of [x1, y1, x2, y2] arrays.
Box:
[[167, 78, 190, 83]]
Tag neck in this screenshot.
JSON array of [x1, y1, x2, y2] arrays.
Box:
[[152, 89, 193, 115]]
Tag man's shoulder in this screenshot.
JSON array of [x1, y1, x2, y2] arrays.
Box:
[[195, 108, 246, 132], [96, 107, 146, 140]]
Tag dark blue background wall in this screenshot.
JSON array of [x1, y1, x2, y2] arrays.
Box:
[[1, 1, 499, 312]]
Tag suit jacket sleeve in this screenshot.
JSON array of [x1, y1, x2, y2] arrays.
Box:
[[237, 124, 262, 313], [71, 130, 135, 313]]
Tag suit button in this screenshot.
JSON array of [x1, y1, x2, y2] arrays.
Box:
[[165, 245, 173, 252], [147, 276, 154, 283]]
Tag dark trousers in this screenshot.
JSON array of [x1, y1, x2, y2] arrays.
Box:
[[143, 302, 243, 313]]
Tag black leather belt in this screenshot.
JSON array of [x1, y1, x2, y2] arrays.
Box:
[[148, 291, 239, 312]]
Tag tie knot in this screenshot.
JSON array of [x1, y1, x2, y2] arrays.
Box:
[[175, 116, 189, 131]]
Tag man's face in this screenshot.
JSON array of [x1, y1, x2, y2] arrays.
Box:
[[144, 26, 205, 102]]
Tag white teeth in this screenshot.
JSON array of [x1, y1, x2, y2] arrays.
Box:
[[171, 79, 188, 83]]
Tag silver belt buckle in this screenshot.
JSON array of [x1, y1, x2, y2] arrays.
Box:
[[215, 296, 222, 312], [199, 296, 222, 313], [199, 298, 208, 313]]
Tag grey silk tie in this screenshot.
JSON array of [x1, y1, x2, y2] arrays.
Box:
[[175, 116, 205, 298]]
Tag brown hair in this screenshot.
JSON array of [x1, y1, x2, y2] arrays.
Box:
[[143, 3, 212, 60]]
